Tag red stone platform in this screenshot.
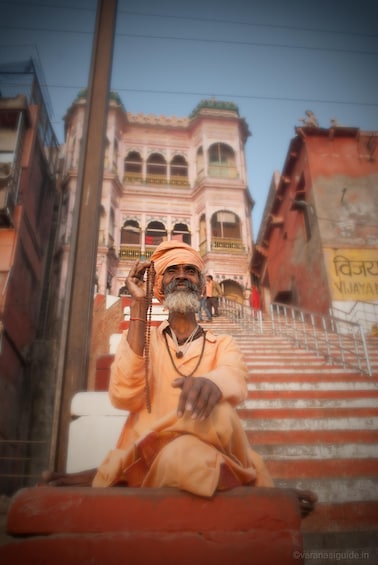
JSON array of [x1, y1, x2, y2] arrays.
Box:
[[1, 486, 303, 565]]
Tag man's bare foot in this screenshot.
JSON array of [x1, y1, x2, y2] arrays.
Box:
[[40, 469, 96, 487], [295, 489, 318, 518]]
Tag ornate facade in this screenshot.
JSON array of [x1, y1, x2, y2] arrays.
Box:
[[61, 94, 255, 305]]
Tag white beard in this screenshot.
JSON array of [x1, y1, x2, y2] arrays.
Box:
[[163, 290, 200, 314]]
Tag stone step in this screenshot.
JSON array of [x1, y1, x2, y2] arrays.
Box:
[[241, 397, 378, 409], [245, 367, 361, 376], [248, 381, 378, 391], [266, 458, 378, 483], [245, 359, 329, 368], [302, 530, 378, 564], [276, 477, 378, 505], [242, 416, 378, 431], [246, 429, 378, 446], [246, 372, 375, 381], [254, 442, 378, 459], [247, 387, 378, 396]]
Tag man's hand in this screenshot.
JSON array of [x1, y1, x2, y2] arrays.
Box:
[[127, 260, 151, 299], [172, 376, 221, 421]]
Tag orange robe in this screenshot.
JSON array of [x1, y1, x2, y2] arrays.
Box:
[[92, 322, 274, 495]]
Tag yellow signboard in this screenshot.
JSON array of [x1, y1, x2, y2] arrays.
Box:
[[324, 248, 378, 301]]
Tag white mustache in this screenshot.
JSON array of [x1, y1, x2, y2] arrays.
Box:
[[165, 279, 199, 294]]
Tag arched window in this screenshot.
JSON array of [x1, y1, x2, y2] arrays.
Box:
[[211, 211, 241, 239], [196, 147, 204, 179], [124, 151, 142, 182], [146, 153, 167, 184], [172, 222, 191, 245], [208, 143, 237, 178], [109, 208, 115, 246], [98, 205, 106, 245], [198, 214, 207, 256], [104, 138, 110, 170], [113, 139, 118, 172], [121, 219, 141, 245], [145, 220, 167, 246], [170, 155, 189, 185], [199, 214, 206, 245], [222, 279, 245, 304]]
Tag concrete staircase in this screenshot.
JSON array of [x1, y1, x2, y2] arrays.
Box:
[[201, 314, 378, 563]]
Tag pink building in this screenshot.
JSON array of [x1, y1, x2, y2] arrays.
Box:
[[61, 94, 255, 307]]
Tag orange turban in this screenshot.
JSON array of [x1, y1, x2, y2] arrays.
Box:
[[150, 240, 204, 303]]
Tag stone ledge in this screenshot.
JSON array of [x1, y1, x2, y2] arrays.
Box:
[[1, 486, 303, 564], [5, 486, 300, 534]]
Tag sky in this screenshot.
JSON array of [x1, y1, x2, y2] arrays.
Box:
[[1, 0, 378, 235]]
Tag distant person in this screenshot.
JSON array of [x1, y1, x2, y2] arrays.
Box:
[[250, 285, 261, 318], [118, 280, 129, 297], [206, 275, 223, 317], [198, 290, 212, 322]]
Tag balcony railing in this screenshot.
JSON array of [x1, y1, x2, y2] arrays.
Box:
[[119, 245, 164, 261], [119, 245, 142, 260], [123, 172, 143, 184], [208, 165, 238, 179], [169, 175, 189, 186], [211, 238, 245, 253], [123, 173, 190, 187], [146, 174, 168, 185]]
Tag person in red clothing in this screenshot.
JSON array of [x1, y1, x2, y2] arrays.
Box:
[[250, 285, 261, 319]]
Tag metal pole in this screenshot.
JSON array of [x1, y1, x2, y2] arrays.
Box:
[[53, 0, 118, 471]]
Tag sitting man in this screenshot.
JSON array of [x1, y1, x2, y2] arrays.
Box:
[[43, 241, 316, 516]]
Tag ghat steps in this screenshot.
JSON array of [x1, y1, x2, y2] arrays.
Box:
[[2, 309, 377, 564], [201, 315, 378, 563]]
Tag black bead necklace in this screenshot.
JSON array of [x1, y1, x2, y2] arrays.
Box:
[[163, 328, 206, 378]]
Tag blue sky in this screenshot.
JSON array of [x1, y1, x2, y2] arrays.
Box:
[[1, 0, 377, 235]]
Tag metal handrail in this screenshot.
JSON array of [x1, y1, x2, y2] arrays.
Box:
[[270, 302, 372, 376], [221, 297, 263, 334]]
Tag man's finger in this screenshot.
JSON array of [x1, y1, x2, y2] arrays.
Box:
[[192, 384, 221, 420], [177, 377, 220, 420]]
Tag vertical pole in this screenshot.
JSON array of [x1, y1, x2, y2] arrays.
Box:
[[54, 0, 118, 471]]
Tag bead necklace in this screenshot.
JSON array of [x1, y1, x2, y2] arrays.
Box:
[[144, 261, 155, 413], [163, 328, 206, 378], [170, 325, 199, 358]]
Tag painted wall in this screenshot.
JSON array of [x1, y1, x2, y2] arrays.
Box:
[[0, 100, 59, 494], [253, 127, 378, 315]]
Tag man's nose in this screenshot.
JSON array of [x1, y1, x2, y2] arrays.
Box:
[[175, 266, 187, 278]]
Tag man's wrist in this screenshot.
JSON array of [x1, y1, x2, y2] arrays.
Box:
[[129, 298, 147, 317]]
